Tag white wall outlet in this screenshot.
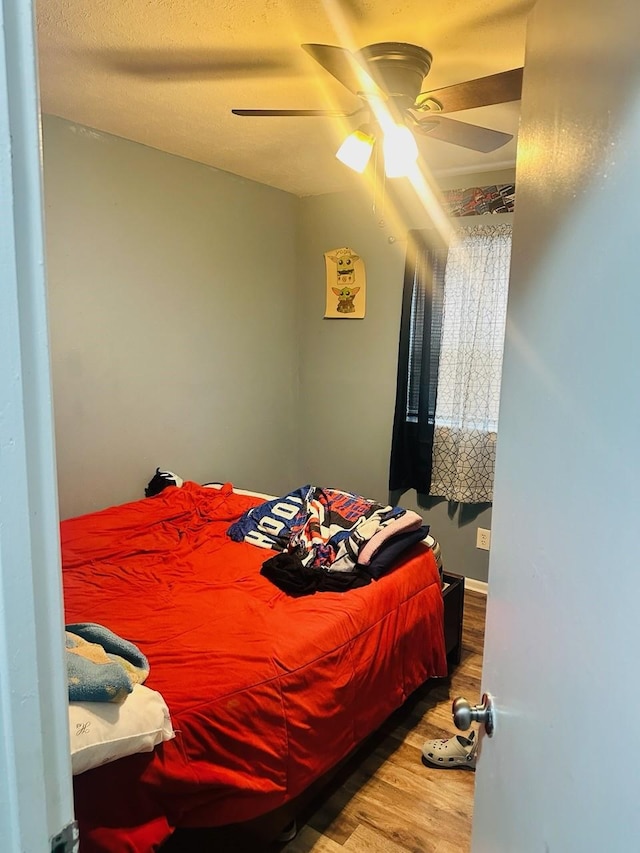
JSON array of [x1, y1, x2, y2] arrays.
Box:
[[476, 527, 491, 551]]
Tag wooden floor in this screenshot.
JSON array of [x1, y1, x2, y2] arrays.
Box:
[[281, 588, 487, 853], [165, 589, 487, 853]]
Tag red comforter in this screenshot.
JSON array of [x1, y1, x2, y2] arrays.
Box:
[[62, 482, 446, 852]]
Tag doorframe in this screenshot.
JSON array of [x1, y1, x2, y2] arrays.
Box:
[[0, 0, 75, 847]]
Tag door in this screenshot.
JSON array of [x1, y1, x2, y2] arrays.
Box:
[[471, 0, 640, 850], [0, 0, 75, 849]]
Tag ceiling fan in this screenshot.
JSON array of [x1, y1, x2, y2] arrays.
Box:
[[232, 42, 523, 174]]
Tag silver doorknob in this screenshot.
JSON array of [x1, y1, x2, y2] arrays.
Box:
[[452, 692, 495, 737]]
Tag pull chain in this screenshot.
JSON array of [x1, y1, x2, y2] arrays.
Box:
[[372, 142, 379, 216], [372, 143, 386, 228]]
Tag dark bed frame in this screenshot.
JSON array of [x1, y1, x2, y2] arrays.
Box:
[[162, 572, 466, 852]]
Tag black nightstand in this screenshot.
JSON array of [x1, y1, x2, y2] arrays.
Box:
[[442, 571, 464, 670]]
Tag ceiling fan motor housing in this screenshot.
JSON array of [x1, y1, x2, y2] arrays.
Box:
[[357, 42, 433, 106]]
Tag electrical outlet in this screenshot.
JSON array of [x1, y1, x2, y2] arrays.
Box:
[[476, 527, 491, 551]]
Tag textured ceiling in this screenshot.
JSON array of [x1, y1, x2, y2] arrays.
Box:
[[36, 0, 534, 197]]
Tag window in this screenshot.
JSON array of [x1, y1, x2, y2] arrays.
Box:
[[390, 224, 512, 503]]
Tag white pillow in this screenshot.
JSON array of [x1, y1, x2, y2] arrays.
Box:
[[69, 683, 175, 775], [203, 482, 276, 500]]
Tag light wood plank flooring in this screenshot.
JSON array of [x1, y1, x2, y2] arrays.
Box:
[[282, 588, 487, 853]]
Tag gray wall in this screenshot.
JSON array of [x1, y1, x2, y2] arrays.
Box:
[[296, 169, 515, 582], [43, 116, 300, 519], [43, 117, 513, 582]]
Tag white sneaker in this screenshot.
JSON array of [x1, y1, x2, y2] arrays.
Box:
[[421, 730, 477, 770]]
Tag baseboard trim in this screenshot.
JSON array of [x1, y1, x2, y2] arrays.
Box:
[[464, 577, 488, 596]]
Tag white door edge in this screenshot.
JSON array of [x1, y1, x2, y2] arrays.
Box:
[[0, 0, 74, 848]]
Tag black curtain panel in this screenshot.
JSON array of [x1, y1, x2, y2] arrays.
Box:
[[389, 230, 447, 495]]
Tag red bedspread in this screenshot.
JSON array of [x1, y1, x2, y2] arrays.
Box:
[[62, 483, 446, 852]]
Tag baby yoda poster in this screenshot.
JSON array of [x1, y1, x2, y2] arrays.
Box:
[[324, 247, 366, 319]]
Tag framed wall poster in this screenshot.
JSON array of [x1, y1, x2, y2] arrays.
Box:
[[324, 247, 366, 319]]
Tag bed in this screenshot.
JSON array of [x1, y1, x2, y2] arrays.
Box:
[[62, 481, 448, 852]]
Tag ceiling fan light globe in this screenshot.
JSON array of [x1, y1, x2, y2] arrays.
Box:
[[335, 130, 375, 173], [383, 124, 418, 178]]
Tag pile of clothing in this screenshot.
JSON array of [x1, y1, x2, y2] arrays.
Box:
[[227, 484, 430, 596]]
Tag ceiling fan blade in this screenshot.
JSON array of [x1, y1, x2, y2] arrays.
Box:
[[418, 68, 523, 113], [231, 108, 361, 117], [414, 115, 513, 153], [301, 43, 386, 99]]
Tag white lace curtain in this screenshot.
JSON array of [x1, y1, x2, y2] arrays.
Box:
[[429, 223, 512, 503]]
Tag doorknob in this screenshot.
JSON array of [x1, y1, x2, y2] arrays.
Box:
[[452, 692, 495, 737]]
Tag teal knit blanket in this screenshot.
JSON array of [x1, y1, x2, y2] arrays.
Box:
[[65, 623, 149, 703]]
